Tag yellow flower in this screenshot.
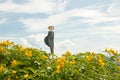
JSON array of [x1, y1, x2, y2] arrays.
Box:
[[109, 48, 114, 53], [56, 59, 65, 67], [0, 40, 13, 46], [21, 47, 26, 51], [11, 60, 17, 65], [60, 62, 64, 67], [12, 70, 16, 74], [65, 51, 71, 56], [0, 66, 3, 72], [25, 51, 32, 57], [86, 55, 93, 61], [57, 65, 61, 69], [16, 76, 19, 79], [118, 66, 120, 70], [56, 69, 60, 73], [42, 55, 48, 59], [98, 59, 103, 63], [98, 55, 102, 59], [98, 59, 105, 67], [56, 59, 65, 73], [91, 52, 96, 55], [70, 60, 75, 65], [56, 60, 61, 65], [105, 48, 108, 52], [99, 62, 105, 67], [117, 58, 120, 63], [19, 45, 26, 51], [107, 48, 119, 55], [109, 48, 113, 52], [19, 45, 23, 48], [23, 74, 29, 79], [2, 40, 8, 46], [56, 65, 61, 73], [61, 56, 66, 62], [112, 50, 118, 55], [56, 56, 66, 73], [0, 47, 6, 53], [7, 76, 11, 80]]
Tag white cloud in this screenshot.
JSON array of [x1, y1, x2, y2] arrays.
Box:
[[20, 7, 120, 32], [20, 8, 107, 32], [0, 0, 69, 14], [0, 33, 17, 41], [101, 25, 120, 33], [72, 38, 120, 53], [26, 34, 46, 48], [19, 33, 46, 48], [75, 24, 120, 36], [0, 18, 7, 25], [19, 38, 32, 47], [0, 36, 15, 40], [70, 9, 106, 18], [78, 16, 120, 25], [107, 3, 120, 16], [55, 40, 76, 55], [52, 0, 69, 13]]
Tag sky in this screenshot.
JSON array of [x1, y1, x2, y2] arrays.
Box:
[[0, 0, 120, 56]]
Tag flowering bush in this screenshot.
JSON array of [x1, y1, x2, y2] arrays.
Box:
[[0, 40, 120, 80]]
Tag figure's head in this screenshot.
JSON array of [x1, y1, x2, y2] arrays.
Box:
[[48, 25, 54, 30]]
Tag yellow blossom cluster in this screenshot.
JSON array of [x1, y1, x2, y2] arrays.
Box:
[[56, 56, 66, 73], [105, 48, 118, 55], [0, 40, 13, 46], [86, 55, 93, 61], [65, 51, 71, 56], [98, 56, 105, 67], [12, 70, 17, 74], [11, 60, 17, 65], [98, 55, 102, 59], [117, 58, 120, 63], [25, 51, 32, 57], [19, 45, 26, 51], [98, 59, 105, 67], [118, 66, 120, 70], [7, 76, 11, 80], [0, 65, 3, 72], [42, 55, 49, 59], [0, 47, 6, 53], [23, 74, 29, 79], [56, 65, 61, 73], [91, 52, 96, 55], [70, 59, 75, 65]]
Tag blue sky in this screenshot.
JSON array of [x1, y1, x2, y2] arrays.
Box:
[[0, 0, 120, 55]]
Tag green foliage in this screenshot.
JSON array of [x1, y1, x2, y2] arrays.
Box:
[[0, 40, 120, 80]]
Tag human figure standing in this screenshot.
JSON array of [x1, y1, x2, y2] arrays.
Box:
[[44, 25, 54, 55]]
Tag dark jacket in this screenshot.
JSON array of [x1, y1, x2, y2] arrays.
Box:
[[44, 31, 54, 48]]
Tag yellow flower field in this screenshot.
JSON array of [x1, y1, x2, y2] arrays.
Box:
[[0, 40, 120, 80]]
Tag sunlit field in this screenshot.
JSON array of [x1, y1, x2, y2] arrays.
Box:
[[0, 40, 120, 80]]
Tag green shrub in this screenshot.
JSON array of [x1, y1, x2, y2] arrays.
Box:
[[0, 40, 120, 80]]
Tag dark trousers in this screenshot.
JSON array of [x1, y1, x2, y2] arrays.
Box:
[[50, 47, 54, 54]]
